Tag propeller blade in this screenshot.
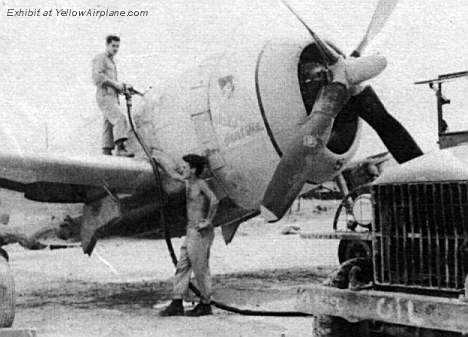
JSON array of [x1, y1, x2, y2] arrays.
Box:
[[345, 54, 387, 85], [348, 2, 421, 165], [280, 0, 338, 65], [350, 86, 423, 163], [261, 82, 350, 221], [351, 0, 399, 57]]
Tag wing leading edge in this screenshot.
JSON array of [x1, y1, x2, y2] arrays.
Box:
[[0, 151, 155, 202]]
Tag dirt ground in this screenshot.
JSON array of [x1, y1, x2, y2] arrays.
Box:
[[1, 195, 344, 337]]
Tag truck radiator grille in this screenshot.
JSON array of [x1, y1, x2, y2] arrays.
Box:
[[372, 181, 468, 292]]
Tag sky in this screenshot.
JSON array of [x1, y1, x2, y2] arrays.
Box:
[[0, 0, 467, 157]]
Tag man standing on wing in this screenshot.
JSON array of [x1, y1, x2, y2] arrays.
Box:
[[92, 35, 134, 157], [159, 154, 219, 317]]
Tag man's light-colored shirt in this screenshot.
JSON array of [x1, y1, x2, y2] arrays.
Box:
[[91, 52, 119, 98]]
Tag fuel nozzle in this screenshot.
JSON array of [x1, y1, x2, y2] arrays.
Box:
[[122, 85, 143, 109], [122, 84, 143, 98]]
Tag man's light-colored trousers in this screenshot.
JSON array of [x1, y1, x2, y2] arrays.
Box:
[[97, 95, 129, 149], [172, 226, 215, 304]]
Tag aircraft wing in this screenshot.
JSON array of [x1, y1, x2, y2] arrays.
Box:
[[0, 150, 255, 252], [0, 151, 156, 202]]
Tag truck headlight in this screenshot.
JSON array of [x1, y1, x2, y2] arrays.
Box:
[[352, 193, 373, 227]]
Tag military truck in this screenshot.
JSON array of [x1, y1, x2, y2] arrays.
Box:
[[298, 71, 468, 336]]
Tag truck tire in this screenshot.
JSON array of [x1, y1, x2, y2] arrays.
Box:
[[337, 239, 372, 264], [313, 315, 357, 337], [313, 258, 372, 337], [0, 248, 15, 327]]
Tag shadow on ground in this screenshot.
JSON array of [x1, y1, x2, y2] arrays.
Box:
[[17, 266, 333, 312]]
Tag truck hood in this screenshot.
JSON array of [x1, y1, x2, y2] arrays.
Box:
[[374, 143, 468, 184]]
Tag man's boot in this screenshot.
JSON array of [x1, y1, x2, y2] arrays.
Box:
[[114, 140, 134, 157], [185, 303, 212, 317], [159, 299, 184, 317]]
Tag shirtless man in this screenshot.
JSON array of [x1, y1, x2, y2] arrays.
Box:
[[159, 154, 219, 317]]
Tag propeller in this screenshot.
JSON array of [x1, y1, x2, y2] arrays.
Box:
[[261, 0, 419, 222]]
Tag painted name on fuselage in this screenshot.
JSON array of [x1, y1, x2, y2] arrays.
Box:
[[212, 113, 245, 128], [223, 121, 263, 147]]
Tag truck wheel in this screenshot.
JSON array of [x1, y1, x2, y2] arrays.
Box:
[[338, 239, 372, 264], [313, 315, 358, 337], [0, 248, 15, 327], [313, 258, 373, 337]]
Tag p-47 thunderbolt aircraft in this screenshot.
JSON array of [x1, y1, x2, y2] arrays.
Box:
[[0, 0, 423, 256]]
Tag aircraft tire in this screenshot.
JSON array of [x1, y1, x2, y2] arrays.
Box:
[[0, 248, 15, 327]]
